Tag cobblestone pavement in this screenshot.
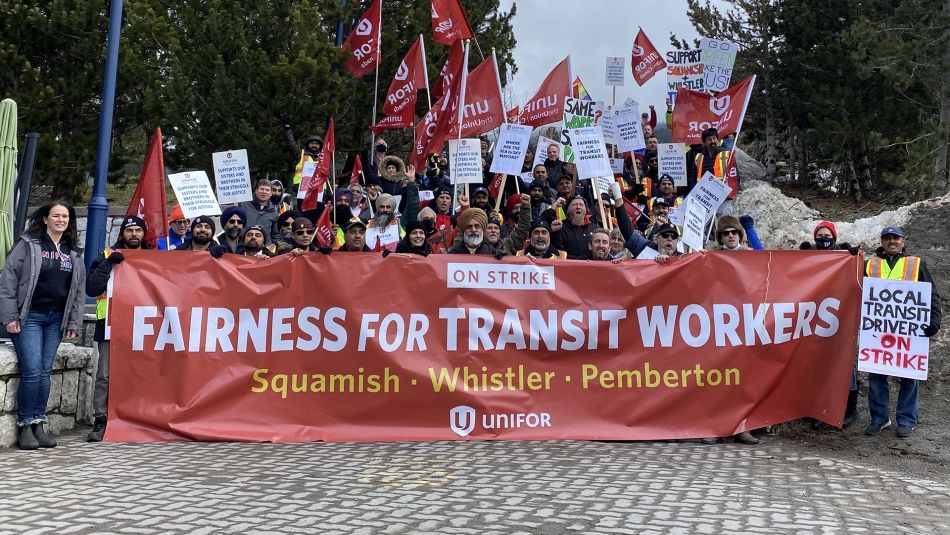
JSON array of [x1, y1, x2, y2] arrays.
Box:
[[2, 432, 949, 534]]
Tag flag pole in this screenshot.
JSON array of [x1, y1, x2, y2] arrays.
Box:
[[332, 150, 337, 223], [369, 0, 382, 166], [419, 34, 432, 109], [452, 40, 470, 215]]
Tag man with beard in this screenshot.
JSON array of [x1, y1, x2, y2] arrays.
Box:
[[84, 216, 153, 442], [557, 196, 598, 259], [516, 219, 567, 259], [241, 225, 273, 259], [370, 193, 398, 228], [471, 187, 492, 213], [694, 127, 737, 215], [215, 206, 247, 254], [270, 180, 292, 214], [430, 187, 455, 231], [484, 194, 531, 255], [341, 218, 371, 252], [650, 223, 684, 264], [588, 228, 611, 260], [448, 208, 497, 255], [176, 216, 219, 253], [528, 178, 553, 220]]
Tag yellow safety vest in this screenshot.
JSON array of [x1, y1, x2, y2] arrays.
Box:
[[95, 248, 113, 320], [865, 255, 921, 281], [292, 150, 315, 186]]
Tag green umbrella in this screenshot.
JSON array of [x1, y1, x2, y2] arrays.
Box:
[[0, 98, 17, 270]]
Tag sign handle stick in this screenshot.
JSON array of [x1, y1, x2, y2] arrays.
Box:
[[514, 175, 521, 195], [331, 151, 337, 223], [612, 86, 616, 107], [596, 186, 610, 231], [493, 174, 507, 213]]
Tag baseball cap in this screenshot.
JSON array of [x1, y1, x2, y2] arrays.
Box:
[[880, 226, 903, 238]]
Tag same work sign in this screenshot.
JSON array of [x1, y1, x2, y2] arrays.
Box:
[[858, 278, 932, 380]]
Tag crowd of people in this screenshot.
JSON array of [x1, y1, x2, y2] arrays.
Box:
[[0, 108, 941, 450]]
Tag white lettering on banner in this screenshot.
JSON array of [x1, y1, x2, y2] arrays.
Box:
[[212, 149, 253, 204], [858, 279, 932, 380], [447, 263, 556, 290], [448, 139, 483, 184], [490, 124, 533, 176], [168, 171, 223, 219], [700, 37, 739, 92], [448, 405, 552, 437], [658, 143, 687, 187], [570, 127, 613, 180]]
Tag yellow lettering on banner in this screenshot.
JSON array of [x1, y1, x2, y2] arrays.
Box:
[[428, 366, 555, 392], [249, 368, 400, 397], [581, 363, 740, 389]]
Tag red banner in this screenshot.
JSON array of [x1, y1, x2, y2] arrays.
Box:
[[432, 40, 464, 101], [517, 56, 571, 128], [453, 52, 505, 139], [671, 75, 756, 144], [342, 0, 381, 79], [383, 36, 428, 117], [107, 251, 861, 443], [631, 27, 667, 86], [431, 0, 474, 46], [370, 107, 415, 133]]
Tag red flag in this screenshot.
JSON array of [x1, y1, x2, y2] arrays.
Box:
[[383, 35, 429, 117], [372, 233, 383, 252], [506, 106, 520, 122], [314, 204, 334, 246], [631, 28, 667, 86], [126, 126, 168, 247], [410, 102, 442, 171], [370, 106, 415, 133], [517, 56, 571, 128], [302, 120, 335, 211], [671, 76, 756, 144], [342, 0, 381, 79], [452, 51, 505, 138], [432, 40, 464, 100], [349, 156, 364, 186], [414, 41, 469, 169], [488, 172, 505, 200], [431, 0, 474, 46]]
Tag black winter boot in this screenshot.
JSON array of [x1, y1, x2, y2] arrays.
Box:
[[842, 390, 859, 429], [86, 416, 107, 442], [17, 425, 39, 450], [31, 422, 57, 448]]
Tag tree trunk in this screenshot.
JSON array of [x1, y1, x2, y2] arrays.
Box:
[[797, 130, 810, 186], [846, 144, 863, 201], [764, 73, 778, 182], [787, 120, 798, 182], [859, 137, 874, 195], [934, 0, 950, 196]]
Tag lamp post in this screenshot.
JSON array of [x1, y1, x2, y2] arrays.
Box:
[[85, 0, 124, 272]]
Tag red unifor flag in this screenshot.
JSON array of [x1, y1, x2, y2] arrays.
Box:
[[410, 99, 443, 171], [431, 0, 474, 46], [451, 50, 505, 138], [422, 41, 470, 166], [518, 56, 571, 128], [126, 126, 168, 247], [342, 0, 381, 79], [671, 75, 756, 145], [302, 119, 336, 211], [630, 27, 667, 86], [370, 106, 415, 133], [383, 35, 429, 117], [349, 155, 364, 186], [314, 203, 334, 247], [488, 173, 505, 200], [506, 106, 520, 122], [432, 40, 464, 101]]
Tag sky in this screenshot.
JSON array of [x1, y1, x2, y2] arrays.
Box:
[[497, 0, 704, 113]]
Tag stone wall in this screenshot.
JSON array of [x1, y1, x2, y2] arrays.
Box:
[[0, 343, 95, 447]]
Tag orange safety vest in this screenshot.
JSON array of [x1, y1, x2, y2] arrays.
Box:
[[865, 255, 921, 281], [647, 196, 682, 214], [695, 150, 737, 199]]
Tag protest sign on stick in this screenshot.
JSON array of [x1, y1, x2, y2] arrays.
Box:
[[658, 143, 687, 186], [168, 171, 222, 219], [700, 37, 739, 92], [605, 56, 625, 87], [614, 106, 646, 153], [858, 279, 932, 380], [449, 138, 483, 184], [212, 149, 253, 205], [570, 127, 613, 180], [489, 124, 533, 175]]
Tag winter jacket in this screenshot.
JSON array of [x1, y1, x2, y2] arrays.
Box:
[[866, 247, 942, 334], [448, 242, 498, 255], [378, 155, 411, 196], [214, 232, 245, 255], [240, 200, 280, 244], [0, 233, 85, 334], [157, 229, 189, 250], [558, 219, 598, 259], [494, 204, 533, 256], [86, 241, 154, 341]]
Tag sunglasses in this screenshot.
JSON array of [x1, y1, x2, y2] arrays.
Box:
[[659, 233, 678, 239], [294, 229, 314, 236], [282, 221, 294, 227], [226, 219, 244, 225], [720, 229, 740, 237], [172, 219, 188, 225]]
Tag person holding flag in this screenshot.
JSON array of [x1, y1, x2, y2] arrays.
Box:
[[694, 128, 737, 215]]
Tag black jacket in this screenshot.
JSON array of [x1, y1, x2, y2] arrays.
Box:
[[448, 242, 497, 255], [86, 241, 153, 342]]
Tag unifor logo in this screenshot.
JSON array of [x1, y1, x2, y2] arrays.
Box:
[[632, 44, 645, 57], [449, 405, 476, 437], [709, 96, 731, 116], [355, 18, 373, 36], [395, 60, 409, 81]]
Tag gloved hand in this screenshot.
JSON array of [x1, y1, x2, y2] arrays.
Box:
[[923, 324, 940, 337], [799, 242, 813, 250], [107, 251, 125, 264], [494, 250, 506, 260], [382, 249, 391, 258], [318, 245, 333, 255], [209, 245, 226, 259], [739, 215, 755, 228], [847, 246, 860, 256]]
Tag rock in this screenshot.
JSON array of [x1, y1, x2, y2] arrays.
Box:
[[0, 380, 5, 414], [61, 370, 79, 414], [3, 377, 18, 412], [0, 346, 18, 376], [0, 414, 17, 447], [734, 180, 820, 249], [61, 343, 93, 369], [47, 414, 75, 435], [45, 373, 62, 412], [77, 369, 94, 423], [736, 148, 767, 185]]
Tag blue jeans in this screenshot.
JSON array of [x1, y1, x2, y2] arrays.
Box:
[[868, 373, 918, 427], [11, 309, 64, 426]]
